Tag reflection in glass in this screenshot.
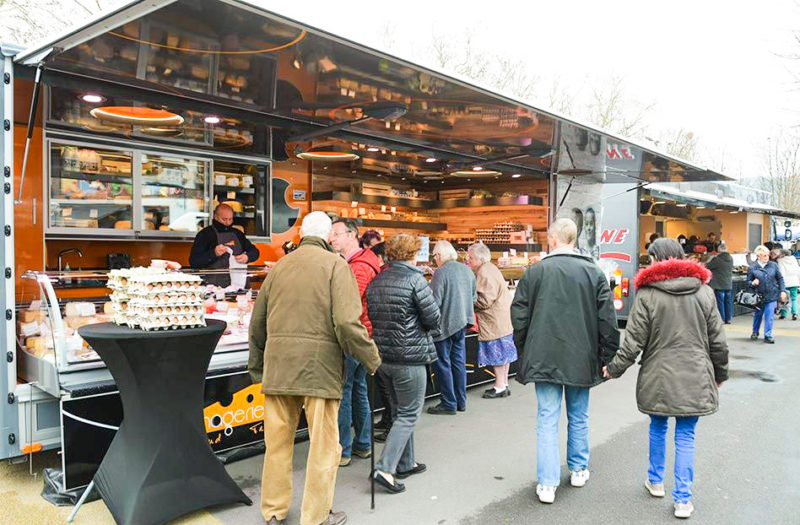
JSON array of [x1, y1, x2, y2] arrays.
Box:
[[141, 154, 208, 232]]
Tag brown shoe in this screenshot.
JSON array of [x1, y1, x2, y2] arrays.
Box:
[[339, 456, 351, 467], [352, 448, 371, 459], [319, 510, 347, 525]]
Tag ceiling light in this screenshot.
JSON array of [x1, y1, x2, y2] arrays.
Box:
[[296, 146, 360, 162], [452, 169, 501, 178], [90, 106, 184, 126], [425, 157, 437, 163], [367, 146, 380, 152], [511, 174, 521, 178], [696, 206, 705, 209], [81, 93, 105, 104], [204, 115, 221, 124], [653, 201, 665, 205], [676, 203, 687, 207], [729, 210, 739, 214], [472, 166, 484, 171]]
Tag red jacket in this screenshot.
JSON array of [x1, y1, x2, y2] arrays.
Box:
[[348, 248, 382, 335]]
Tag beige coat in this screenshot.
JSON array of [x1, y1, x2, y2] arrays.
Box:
[[248, 237, 381, 399], [474, 262, 513, 341]]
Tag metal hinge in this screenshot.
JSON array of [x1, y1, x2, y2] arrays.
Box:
[[5, 268, 11, 278], [2, 120, 9, 131], [5, 309, 11, 320], [3, 182, 9, 194], [8, 433, 15, 445], [3, 166, 9, 178], [5, 351, 12, 363], [7, 393, 14, 404], [3, 73, 10, 84], [4, 225, 10, 236]]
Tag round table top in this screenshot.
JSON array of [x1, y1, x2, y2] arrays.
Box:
[[78, 319, 226, 340]]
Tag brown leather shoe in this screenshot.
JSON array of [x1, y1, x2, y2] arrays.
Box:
[[319, 510, 347, 525]]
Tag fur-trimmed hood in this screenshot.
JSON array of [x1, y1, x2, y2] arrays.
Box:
[[634, 258, 711, 295]]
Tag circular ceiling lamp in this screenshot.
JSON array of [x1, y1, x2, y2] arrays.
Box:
[[80, 93, 106, 104], [141, 127, 184, 137], [90, 106, 184, 126], [297, 146, 359, 162], [413, 170, 444, 180], [451, 168, 501, 177]]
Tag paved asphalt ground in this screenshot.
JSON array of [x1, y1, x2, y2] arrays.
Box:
[[2, 313, 799, 524]]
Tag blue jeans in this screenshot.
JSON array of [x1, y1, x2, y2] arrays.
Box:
[[375, 363, 426, 474], [534, 382, 590, 486], [752, 300, 777, 337], [434, 328, 467, 411], [649, 416, 699, 504], [714, 289, 733, 323], [337, 356, 371, 458]]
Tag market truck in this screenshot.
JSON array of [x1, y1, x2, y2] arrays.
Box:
[[0, 0, 730, 494]]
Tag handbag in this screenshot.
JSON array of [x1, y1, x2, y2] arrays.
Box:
[[734, 289, 763, 309]]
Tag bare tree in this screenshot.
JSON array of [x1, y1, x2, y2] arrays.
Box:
[[762, 131, 800, 211], [0, 0, 113, 45], [585, 75, 655, 139], [648, 128, 700, 162]]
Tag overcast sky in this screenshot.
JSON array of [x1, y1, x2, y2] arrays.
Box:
[[253, 0, 800, 179]]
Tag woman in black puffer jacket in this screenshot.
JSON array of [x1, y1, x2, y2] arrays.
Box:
[[366, 233, 440, 494]]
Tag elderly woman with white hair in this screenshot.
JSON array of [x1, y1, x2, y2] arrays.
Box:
[[467, 243, 517, 398], [747, 244, 786, 343], [427, 240, 477, 415]]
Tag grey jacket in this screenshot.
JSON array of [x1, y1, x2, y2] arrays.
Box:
[[430, 260, 477, 342], [607, 259, 729, 417], [705, 252, 733, 290]]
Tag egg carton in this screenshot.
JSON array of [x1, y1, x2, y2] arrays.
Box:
[[127, 293, 203, 305], [129, 305, 204, 316]]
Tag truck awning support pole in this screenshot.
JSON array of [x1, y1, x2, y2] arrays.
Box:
[[15, 61, 45, 205]]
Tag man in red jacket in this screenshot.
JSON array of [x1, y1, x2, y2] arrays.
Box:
[[330, 218, 383, 466]]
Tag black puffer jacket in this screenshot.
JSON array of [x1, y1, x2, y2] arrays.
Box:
[[367, 262, 441, 365]]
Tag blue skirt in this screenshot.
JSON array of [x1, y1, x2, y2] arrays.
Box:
[[478, 334, 518, 367]]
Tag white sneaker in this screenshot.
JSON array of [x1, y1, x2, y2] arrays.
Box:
[[536, 484, 557, 504], [569, 469, 590, 487], [674, 501, 694, 518], [645, 480, 665, 497]]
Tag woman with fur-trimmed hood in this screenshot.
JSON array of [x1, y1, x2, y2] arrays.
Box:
[[603, 238, 729, 519]]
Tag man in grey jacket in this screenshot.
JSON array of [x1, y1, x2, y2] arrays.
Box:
[[704, 241, 734, 324], [511, 218, 619, 504], [427, 240, 477, 415]]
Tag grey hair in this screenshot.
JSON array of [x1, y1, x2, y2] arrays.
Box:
[[753, 245, 769, 256], [468, 242, 492, 264], [719, 241, 728, 253], [300, 211, 332, 239], [433, 240, 458, 263], [548, 218, 578, 245], [647, 238, 685, 261]]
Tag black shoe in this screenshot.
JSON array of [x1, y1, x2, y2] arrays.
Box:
[[779, 315, 786, 320], [724, 321, 732, 325], [457, 406, 466, 412], [374, 418, 392, 431], [750, 333, 759, 340], [374, 430, 389, 443], [395, 462, 427, 479], [793, 314, 798, 321], [427, 404, 456, 415], [482, 388, 511, 399], [372, 470, 405, 493], [765, 337, 775, 344]]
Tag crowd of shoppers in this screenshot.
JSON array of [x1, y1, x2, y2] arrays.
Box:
[[248, 214, 737, 523]]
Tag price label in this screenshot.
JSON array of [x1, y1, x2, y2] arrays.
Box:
[[62, 207, 73, 217], [89, 209, 99, 219], [227, 192, 236, 200]]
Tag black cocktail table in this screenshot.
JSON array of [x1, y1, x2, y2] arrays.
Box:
[[75, 320, 251, 525]]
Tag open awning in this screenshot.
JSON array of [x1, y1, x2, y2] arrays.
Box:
[[646, 183, 800, 219], [12, 0, 730, 185]]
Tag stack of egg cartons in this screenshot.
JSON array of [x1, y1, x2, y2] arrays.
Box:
[[125, 272, 205, 330]]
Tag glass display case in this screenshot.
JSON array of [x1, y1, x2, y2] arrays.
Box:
[[48, 142, 134, 235], [139, 153, 209, 234], [212, 160, 270, 238], [17, 268, 269, 395]]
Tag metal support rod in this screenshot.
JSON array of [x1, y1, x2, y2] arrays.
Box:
[[15, 62, 45, 205], [368, 373, 375, 511], [66, 480, 95, 523], [558, 176, 576, 210], [286, 116, 370, 143]]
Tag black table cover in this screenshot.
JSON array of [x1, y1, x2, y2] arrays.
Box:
[[78, 320, 251, 525]]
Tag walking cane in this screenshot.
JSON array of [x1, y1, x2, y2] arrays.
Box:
[[367, 372, 376, 510]]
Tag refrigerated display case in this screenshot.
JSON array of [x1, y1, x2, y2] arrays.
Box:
[[48, 142, 134, 235], [212, 159, 270, 238], [139, 152, 208, 234]]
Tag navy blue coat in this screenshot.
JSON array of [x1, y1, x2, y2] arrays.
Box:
[[746, 261, 786, 303]]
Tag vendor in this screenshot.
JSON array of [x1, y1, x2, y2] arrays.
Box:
[[189, 203, 260, 287]]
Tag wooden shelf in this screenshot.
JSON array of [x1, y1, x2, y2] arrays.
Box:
[[358, 219, 447, 232], [143, 182, 204, 191], [54, 172, 132, 184], [312, 191, 543, 209], [51, 198, 132, 206], [215, 186, 255, 194]]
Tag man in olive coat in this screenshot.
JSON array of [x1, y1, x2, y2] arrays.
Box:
[[248, 211, 381, 525], [511, 218, 619, 504]]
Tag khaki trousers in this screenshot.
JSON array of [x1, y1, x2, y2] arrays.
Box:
[[261, 395, 342, 525]]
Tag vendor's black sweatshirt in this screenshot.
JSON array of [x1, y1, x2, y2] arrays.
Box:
[[189, 220, 260, 268]]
